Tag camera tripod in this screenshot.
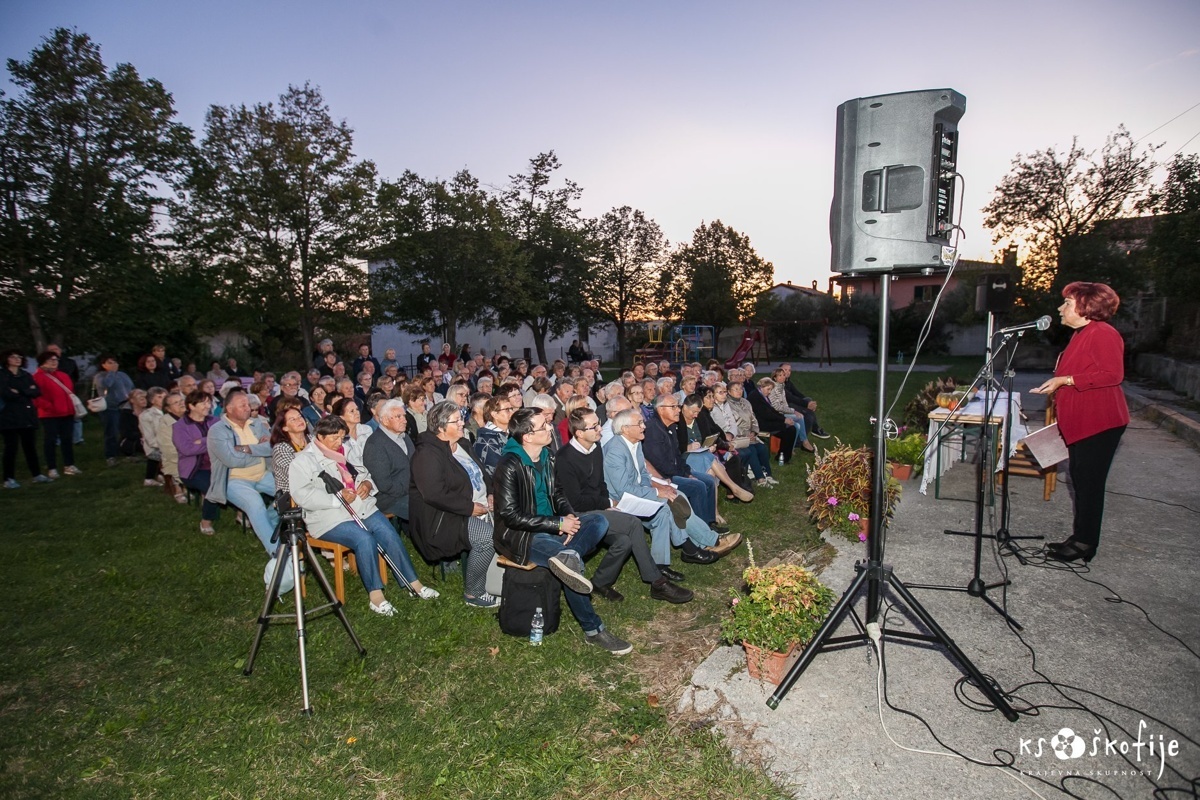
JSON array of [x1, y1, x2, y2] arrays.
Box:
[[243, 497, 366, 715]]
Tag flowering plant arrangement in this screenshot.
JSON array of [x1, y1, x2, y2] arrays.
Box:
[[806, 439, 900, 543], [720, 542, 836, 654]]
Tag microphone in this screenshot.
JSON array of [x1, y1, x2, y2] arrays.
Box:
[[997, 315, 1051, 335]]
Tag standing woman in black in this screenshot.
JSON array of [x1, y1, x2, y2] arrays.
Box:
[[1, 350, 49, 488], [1031, 281, 1130, 564]]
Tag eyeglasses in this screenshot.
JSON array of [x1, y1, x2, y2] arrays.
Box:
[[658, 403, 680, 409], [531, 424, 551, 434], [582, 423, 602, 432]]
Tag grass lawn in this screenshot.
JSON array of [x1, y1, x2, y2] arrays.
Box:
[[0, 362, 965, 799]]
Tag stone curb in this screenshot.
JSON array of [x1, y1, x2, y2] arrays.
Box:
[[1124, 384, 1200, 452]]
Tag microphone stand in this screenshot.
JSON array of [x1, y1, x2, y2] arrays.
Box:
[[991, 331, 1043, 561], [907, 335, 1022, 629]]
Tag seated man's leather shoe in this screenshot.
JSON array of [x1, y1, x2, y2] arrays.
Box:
[[708, 533, 743, 556], [681, 548, 719, 564], [594, 584, 625, 602], [657, 565, 686, 583], [650, 579, 694, 604]]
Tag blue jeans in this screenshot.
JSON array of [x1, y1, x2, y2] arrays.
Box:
[[225, 473, 280, 554], [673, 473, 716, 524], [181, 468, 221, 521], [100, 409, 121, 459], [319, 510, 420, 591], [741, 441, 772, 479], [524, 512, 608, 634]]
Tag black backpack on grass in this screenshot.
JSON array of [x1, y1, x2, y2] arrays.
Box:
[[498, 566, 562, 638]]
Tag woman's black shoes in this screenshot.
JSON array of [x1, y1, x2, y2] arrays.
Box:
[[1047, 541, 1095, 563]]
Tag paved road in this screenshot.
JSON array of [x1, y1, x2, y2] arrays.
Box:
[[682, 373, 1200, 800]]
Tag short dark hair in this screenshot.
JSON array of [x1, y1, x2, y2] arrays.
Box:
[[185, 389, 210, 410], [330, 396, 357, 419], [1062, 281, 1120, 321], [567, 407, 596, 437], [314, 415, 349, 438], [508, 408, 540, 444], [1, 349, 24, 363]]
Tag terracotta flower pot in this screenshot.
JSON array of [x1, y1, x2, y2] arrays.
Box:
[[742, 641, 800, 684], [889, 462, 913, 481]]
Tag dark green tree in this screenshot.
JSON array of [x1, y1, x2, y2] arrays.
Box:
[[177, 83, 377, 363], [498, 152, 590, 365], [583, 206, 666, 365], [0, 28, 193, 353], [759, 291, 837, 357], [1146, 153, 1200, 299], [982, 126, 1157, 300], [663, 220, 774, 345], [370, 169, 512, 347]]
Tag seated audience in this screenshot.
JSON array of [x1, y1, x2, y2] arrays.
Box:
[[290, 416, 437, 615], [409, 401, 497, 608]]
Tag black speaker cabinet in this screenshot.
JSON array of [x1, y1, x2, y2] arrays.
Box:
[[975, 273, 1015, 313], [830, 89, 966, 274]]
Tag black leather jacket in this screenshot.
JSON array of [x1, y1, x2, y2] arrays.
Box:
[[492, 447, 574, 565]]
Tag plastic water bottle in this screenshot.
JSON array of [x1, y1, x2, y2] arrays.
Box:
[[529, 607, 544, 646]]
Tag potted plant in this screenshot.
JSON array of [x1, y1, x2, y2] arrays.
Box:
[[886, 431, 928, 481], [806, 439, 900, 543], [720, 543, 836, 684]]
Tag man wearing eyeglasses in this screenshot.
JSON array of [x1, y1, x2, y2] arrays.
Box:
[[266, 371, 311, 425], [493, 408, 632, 655], [605, 408, 740, 567], [556, 408, 692, 604], [643, 394, 723, 535]]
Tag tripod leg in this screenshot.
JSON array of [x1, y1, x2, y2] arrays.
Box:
[[303, 539, 367, 657], [767, 562, 872, 709], [290, 538, 313, 716], [885, 571, 1019, 722], [244, 539, 290, 676]]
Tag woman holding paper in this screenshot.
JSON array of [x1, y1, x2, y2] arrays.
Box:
[[1031, 282, 1129, 564]]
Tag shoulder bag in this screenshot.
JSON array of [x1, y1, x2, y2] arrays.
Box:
[[47, 372, 88, 418]]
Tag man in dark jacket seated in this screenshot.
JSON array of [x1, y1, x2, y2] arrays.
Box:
[[642, 394, 723, 534], [361, 399, 414, 527], [555, 408, 692, 604], [493, 408, 632, 655], [779, 363, 829, 438]]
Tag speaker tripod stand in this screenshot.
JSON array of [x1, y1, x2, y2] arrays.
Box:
[[767, 273, 1018, 723], [243, 496, 366, 715]]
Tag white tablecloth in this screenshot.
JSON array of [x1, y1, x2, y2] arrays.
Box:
[[920, 391, 1028, 495]]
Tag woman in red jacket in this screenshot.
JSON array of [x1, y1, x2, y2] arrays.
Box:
[[1031, 282, 1129, 564], [32, 351, 81, 478]]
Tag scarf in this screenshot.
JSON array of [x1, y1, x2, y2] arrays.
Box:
[[315, 439, 356, 492]]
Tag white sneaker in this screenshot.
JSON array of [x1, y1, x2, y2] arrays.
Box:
[[417, 586, 440, 600], [370, 599, 397, 616], [174, 492, 188, 504], [47, 469, 60, 479], [63, 465, 82, 476], [143, 479, 158, 487]]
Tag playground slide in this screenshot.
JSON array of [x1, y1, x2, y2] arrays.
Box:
[[723, 333, 756, 370]]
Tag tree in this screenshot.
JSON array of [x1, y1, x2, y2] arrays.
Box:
[[663, 220, 774, 345], [584, 206, 666, 365], [759, 291, 836, 357], [177, 83, 377, 363], [369, 169, 512, 347], [982, 126, 1157, 296], [1146, 153, 1200, 299], [497, 152, 590, 365], [0, 28, 193, 353]]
